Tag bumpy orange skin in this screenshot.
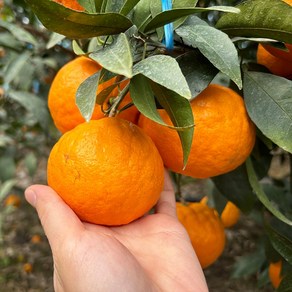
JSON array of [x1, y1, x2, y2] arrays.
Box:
[[48, 57, 139, 133], [257, 44, 292, 79], [53, 0, 84, 11], [269, 261, 283, 289], [176, 202, 226, 269], [47, 118, 164, 226], [201, 197, 240, 228], [139, 84, 256, 178]]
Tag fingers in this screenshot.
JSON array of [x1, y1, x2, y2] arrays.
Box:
[[155, 169, 177, 217], [25, 185, 84, 249]]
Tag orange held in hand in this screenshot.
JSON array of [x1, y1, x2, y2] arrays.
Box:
[[139, 84, 256, 178], [48, 57, 139, 133], [176, 202, 226, 268], [47, 117, 164, 226]]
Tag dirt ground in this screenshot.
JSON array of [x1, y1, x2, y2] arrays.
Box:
[[0, 158, 275, 292]]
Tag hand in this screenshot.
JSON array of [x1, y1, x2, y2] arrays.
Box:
[[25, 170, 208, 292]]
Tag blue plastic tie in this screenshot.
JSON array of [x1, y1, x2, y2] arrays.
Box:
[[161, 0, 174, 51]]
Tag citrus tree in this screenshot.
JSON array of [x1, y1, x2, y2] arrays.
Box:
[[1, 0, 292, 290]]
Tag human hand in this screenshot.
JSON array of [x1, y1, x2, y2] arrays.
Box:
[[25, 170, 208, 292]]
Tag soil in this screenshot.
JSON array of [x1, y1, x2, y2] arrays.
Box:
[[0, 158, 275, 292]]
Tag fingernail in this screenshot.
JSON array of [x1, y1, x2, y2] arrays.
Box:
[[25, 189, 37, 207]]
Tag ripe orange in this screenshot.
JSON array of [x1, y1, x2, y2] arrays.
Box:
[[269, 261, 283, 289], [201, 196, 240, 228], [47, 117, 164, 226], [260, 0, 292, 63], [138, 84, 256, 178], [53, 0, 84, 11], [176, 202, 226, 268], [257, 44, 292, 78], [4, 194, 21, 208], [48, 57, 139, 133]]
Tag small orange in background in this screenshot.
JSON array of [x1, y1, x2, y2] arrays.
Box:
[[53, 0, 84, 11], [176, 202, 226, 269], [4, 194, 21, 208], [31, 235, 42, 244], [48, 56, 139, 133], [269, 261, 283, 289], [23, 263, 33, 273], [47, 117, 164, 226], [200, 196, 240, 228], [139, 84, 256, 178]]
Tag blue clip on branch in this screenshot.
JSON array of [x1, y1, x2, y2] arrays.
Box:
[[161, 0, 174, 51]]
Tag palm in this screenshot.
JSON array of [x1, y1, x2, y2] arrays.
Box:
[[26, 172, 208, 292]]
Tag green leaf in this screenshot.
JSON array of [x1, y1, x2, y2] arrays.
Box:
[[26, 0, 133, 39], [24, 152, 38, 178], [0, 32, 23, 50], [143, 6, 240, 32], [72, 40, 86, 55], [0, 20, 37, 46], [77, 0, 97, 13], [46, 32, 66, 49], [212, 163, 256, 213], [246, 157, 292, 226], [131, 0, 152, 30], [151, 82, 194, 168], [243, 71, 292, 153], [120, 0, 140, 16], [89, 33, 133, 78], [266, 225, 292, 264], [0, 179, 17, 202], [176, 51, 218, 97], [95, 83, 118, 105], [129, 74, 175, 129], [133, 55, 191, 99], [278, 273, 292, 292], [216, 0, 292, 44], [76, 71, 101, 122], [176, 17, 242, 89], [8, 90, 50, 129], [231, 245, 266, 278], [4, 51, 31, 86], [0, 157, 16, 182]]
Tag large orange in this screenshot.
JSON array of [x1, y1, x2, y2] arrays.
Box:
[[269, 261, 283, 289], [200, 196, 240, 228], [257, 44, 292, 79], [47, 117, 164, 226], [176, 202, 226, 268], [53, 0, 84, 11], [48, 57, 139, 133], [138, 84, 256, 178]]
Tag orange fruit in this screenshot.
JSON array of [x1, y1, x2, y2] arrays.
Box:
[[201, 196, 240, 228], [47, 117, 164, 226], [138, 84, 256, 178], [53, 0, 84, 11], [269, 261, 283, 289], [31, 235, 42, 244], [4, 194, 21, 208], [261, 0, 292, 63], [48, 56, 139, 133], [176, 202, 226, 268], [257, 44, 292, 79], [23, 263, 33, 273]]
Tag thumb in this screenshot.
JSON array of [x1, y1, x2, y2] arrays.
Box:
[[25, 185, 83, 249]]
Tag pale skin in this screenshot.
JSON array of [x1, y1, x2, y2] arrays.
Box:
[[25, 170, 209, 292]]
